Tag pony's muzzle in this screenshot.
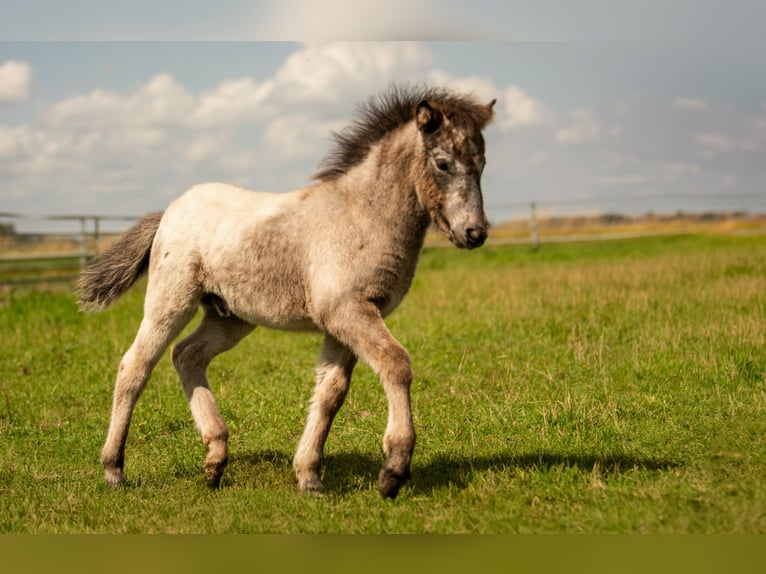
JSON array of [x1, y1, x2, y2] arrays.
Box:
[[465, 226, 488, 249], [450, 223, 488, 249]]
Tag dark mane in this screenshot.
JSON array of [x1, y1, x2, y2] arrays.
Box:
[[313, 84, 492, 182]]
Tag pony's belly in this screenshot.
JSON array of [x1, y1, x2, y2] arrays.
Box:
[[245, 314, 318, 332], [220, 298, 317, 332]]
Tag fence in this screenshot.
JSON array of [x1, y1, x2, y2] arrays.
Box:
[[2, 204, 765, 286], [0, 213, 139, 286]]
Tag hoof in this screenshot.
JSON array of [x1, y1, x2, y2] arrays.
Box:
[[378, 466, 410, 499], [297, 474, 324, 496], [104, 467, 126, 490], [204, 460, 227, 489]]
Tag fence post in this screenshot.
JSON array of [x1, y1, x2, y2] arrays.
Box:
[[530, 201, 540, 250], [79, 217, 88, 267], [93, 216, 101, 257]]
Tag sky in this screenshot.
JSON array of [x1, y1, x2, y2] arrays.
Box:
[[1, 1, 765, 231]]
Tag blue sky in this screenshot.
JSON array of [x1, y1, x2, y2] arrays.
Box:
[[1, 1, 765, 227]]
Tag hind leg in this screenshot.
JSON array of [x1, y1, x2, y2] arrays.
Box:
[[101, 298, 199, 489], [171, 300, 254, 488], [294, 335, 357, 493]]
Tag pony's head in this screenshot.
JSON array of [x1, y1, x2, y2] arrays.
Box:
[[415, 96, 496, 249], [312, 85, 496, 249]]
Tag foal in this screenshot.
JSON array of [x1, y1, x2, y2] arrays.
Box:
[[78, 85, 495, 498]]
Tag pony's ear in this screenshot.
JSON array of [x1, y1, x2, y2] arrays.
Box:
[[478, 98, 497, 127], [416, 100, 443, 134]]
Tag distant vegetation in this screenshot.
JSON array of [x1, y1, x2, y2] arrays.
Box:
[[490, 210, 766, 239]]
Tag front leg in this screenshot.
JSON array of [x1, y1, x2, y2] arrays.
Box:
[[323, 299, 416, 499], [375, 343, 415, 499], [294, 335, 357, 493]]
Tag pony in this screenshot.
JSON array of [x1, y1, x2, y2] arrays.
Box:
[[77, 84, 496, 498]]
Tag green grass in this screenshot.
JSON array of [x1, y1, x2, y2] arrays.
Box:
[[1, 233, 765, 532]]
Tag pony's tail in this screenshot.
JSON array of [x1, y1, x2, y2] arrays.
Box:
[[76, 212, 164, 312]]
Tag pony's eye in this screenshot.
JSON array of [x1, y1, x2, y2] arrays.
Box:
[[435, 159, 450, 172]]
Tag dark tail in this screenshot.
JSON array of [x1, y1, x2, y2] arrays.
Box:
[[76, 212, 164, 311]]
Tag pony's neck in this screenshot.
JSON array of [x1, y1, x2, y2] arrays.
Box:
[[339, 122, 432, 238]]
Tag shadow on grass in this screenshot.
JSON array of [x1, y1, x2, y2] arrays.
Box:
[[410, 452, 681, 495], [230, 449, 681, 496]]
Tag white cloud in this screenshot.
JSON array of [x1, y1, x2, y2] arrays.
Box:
[[673, 97, 707, 111], [188, 43, 432, 130], [555, 109, 601, 144], [41, 44, 427, 134], [139, 74, 196, 125], [0, 60, 33, 104], [45, 73, 195, 128], [2, 43, 438, 214], [426, 71, 548, 130], [274, 42, 431, 104], [0, 125, 30, 158], [184, 136, 223, 162], [3, 42, 765, 220], [189, 77, 274, 128], [695, 132, 734, 158], [262, 113, 343, 162], [427, 71, 498, 102], [500, 85, 549, 129]]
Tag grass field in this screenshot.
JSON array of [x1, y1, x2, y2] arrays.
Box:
[[1, 233, 765, 533]]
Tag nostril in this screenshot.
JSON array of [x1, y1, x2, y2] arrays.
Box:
[[466, 227, 483, 240], [466, 227, 487, 246]]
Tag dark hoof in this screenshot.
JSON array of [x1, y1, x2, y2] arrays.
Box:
[[204, 461, 227, 489], [378, 466, 411, 499]]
